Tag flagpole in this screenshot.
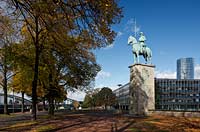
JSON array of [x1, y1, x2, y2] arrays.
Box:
[[134, 18, 137, 37]]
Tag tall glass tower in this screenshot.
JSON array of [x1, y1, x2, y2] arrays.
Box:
[[177, 58, 194, 79]]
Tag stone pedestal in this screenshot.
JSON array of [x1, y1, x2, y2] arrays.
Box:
[[129, 64, 155, 116]]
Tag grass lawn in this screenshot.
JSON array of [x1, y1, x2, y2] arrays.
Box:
[[0, 111, 200, 132]]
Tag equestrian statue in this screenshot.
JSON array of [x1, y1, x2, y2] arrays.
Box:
[[128, 32, 152, 64]]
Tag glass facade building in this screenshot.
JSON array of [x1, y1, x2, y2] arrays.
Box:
[[177, 58, 194, 79], [155, 78, 200, 111], [114, 78, 200, 112], [113, 83, 129, 110]]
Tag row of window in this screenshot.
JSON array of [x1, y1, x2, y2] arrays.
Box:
[[160, 93, 200, 97], [159, 98, 199, 103], [157, 105, 200, 110]]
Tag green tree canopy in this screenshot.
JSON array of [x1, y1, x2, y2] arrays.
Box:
[[83, 87, 116, 109], [3, 0, 122, 120], [0, 13, 16, 114], [96, 87, 116, 109]]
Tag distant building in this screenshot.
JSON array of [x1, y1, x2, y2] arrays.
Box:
[[0, 93, 32, 113], [177, 58, 194, 79], [113, 83, 129, 110], [0, 93, 31, 105], [155, 78, 200, 111], [114, 78, 200, 112]]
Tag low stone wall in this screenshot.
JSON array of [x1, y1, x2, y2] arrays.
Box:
[[151, 110, 200, 117]]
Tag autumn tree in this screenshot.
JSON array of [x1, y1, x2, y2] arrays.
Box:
[[73, 101, 80, 110], [96, 87, 116, 110], [0, 13, 16, 115], [11, 68, 32, 113], [11, 41, 45, 113], [82, 94, 92, 108], [82, 88, 101, 109], [4, 0, 122, 120], [82, 94, 97, 109], [10, 34, 40, 113], [39, 47, 67, 115]]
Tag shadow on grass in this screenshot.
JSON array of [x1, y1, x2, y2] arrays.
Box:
[[31, 125, 56, 132], [0, 121, 38, 131], [47, 117, 105, 132], [0, 114, 16, 118], [114, 120, 135, 132]]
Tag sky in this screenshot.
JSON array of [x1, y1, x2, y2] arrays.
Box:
[[69, 0, 200, 101], [1, 0, 200, 101]]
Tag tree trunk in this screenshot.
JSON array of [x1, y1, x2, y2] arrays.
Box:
[[3, 65, 9, 115], [3, 86, 9, 115], [21, 92, 24, 113], [32, 50, 39, 119], [105, 104, 107, 110], [55, 100, 57, 110], [48, 73, 55, 116], [48, 98, 54, 116], [32, 15, 40, 120], [32, 46, 39, 120], [42, 97, 46, 111], [36, 103, 38, 112]]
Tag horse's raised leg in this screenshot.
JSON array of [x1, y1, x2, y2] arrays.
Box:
[[148, 51, 152, 64], [149, 57, 152, 64], [146, 56, 149, 64]]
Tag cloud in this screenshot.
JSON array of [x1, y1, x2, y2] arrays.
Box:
[[103, 31, 123, 50], [95, 84, 105, 88], [127, 18, 134, 24], [195, 64, 200, 79], [155, 70, 176, 79], [107, 85, 118, 91], [64, 65, 200, 101], [155, 65, 200, 79], [95, 84, 118, 90], [117, 31, 123, 37], [103, 43, 114, 50], [95, 70, 111, 80], [124, 18, 141, 34], [67, 90, 86, 101]]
